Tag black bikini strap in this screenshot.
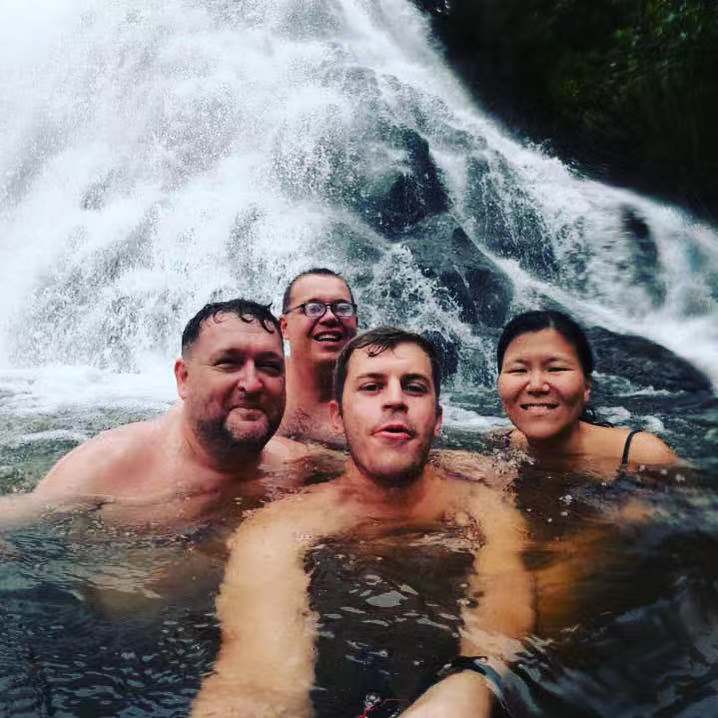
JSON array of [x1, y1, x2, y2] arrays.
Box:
[[621, 429, 642, 466]]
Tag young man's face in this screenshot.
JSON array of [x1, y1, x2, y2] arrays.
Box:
[[280, 274, 358, 367], [175, 313, 286, 456], [331, 342, 442, 485]]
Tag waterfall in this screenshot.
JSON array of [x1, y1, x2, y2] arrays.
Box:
[[1, 0, 716, 394]]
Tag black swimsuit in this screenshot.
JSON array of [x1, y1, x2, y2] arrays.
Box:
[[620, 429, 642, 467]]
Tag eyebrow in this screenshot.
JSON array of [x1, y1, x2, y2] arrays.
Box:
[[352, 372, 431, 383], [508, 354, 574, 364], [210, 349, 283, 362]]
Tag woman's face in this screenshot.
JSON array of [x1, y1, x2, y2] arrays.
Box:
[[498, 328, 591, 442]]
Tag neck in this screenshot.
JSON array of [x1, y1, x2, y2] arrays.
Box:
[[340, 458, 431, 519], [525, 420, 587, 460], [286, 356, 335, 406]]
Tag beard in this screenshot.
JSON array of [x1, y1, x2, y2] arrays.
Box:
[[195, 407, 280, 461], [347, 435, 433, 487]]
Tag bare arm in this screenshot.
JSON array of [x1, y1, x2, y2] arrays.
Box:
[[431, 449, 517, 491], [192, 487, 355, 718], [627, 432, 680, 467], [0, 424, 153, 530], [0, 491, 106, 530], [401, 487, 533, 718]]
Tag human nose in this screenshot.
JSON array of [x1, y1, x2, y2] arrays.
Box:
[[382, 379, 408, 410], [237, 362, 262, 393], [317, 305, 340, 324], [526, 369, 549, 393]]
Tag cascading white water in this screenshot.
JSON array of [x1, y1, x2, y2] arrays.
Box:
[[1, 0, 716, 406]]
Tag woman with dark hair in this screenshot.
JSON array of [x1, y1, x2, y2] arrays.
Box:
[[497, 310, 678, 474]]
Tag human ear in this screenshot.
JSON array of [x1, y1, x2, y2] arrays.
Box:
[[279, 315, 288, 333], [433, 404, 444, 437], [174, 358, 189, 399], [329, 400, 344, 434], [583, 378, 592, 405]]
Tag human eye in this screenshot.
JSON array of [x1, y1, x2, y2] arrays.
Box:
[[404, 380, 429, 395], [259, 360, 283, 376], [303, 302, 325, 318], [505, 366, 527, 374], [214, 355, 241, 370], [358, 381, 381, 392], [333, 301, 355, 317], [547, 363, 570, 372]]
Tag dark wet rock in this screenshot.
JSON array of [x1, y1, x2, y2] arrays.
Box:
[[588, 326, 712, 394], [438, 267, 478, 324], [621, 206, 666, 306], [464, 155, 556, 277], [398, 214, 514, 328], [364, 128, 449, 236], [422, 329, 460, 380]]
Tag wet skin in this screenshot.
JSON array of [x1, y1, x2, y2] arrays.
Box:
[[497, 327, 678, 471], [330, 342, 442, 487], [280, 274, 358, 369], [498, 328, 590, 445], [193, 340, 533, 718], [279, 273, 358, 444], [0, 314, 319, 530]]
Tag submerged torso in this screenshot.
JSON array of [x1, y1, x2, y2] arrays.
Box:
[[307, 527, 479, 717]]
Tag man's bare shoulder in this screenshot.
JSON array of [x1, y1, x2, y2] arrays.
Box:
[[432, 448, 518, 491], [34, 416, 167, 499], [264, 435, 310, 462]]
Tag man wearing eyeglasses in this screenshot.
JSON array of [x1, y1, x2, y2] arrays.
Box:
[[279, 268, 358, 445]]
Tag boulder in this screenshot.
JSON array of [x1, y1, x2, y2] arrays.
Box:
[[398, 215, 514, 328], [363, 128, 450, 236], [588, 326, 712, 394]]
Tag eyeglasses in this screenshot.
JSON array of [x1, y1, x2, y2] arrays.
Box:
[[285, 300, 357, 319]]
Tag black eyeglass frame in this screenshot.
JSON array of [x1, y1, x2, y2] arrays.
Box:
[[285, 300, 358, 319]]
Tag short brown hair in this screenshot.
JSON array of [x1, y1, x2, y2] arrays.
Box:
[[334, 327, 442, 409]]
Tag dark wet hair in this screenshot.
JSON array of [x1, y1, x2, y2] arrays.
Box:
[[282, 267, 355, 313], [334, 327, 441, 410], [181, 299, 281, 356], [497, 310, 594, 375]]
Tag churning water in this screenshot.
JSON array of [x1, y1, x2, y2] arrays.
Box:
[[1, 0, 717, 716]]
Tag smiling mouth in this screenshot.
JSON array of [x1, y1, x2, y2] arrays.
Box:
[[313, 330, 344, 343], [520, 403, 559, 412], [230, 405, 265, 417]]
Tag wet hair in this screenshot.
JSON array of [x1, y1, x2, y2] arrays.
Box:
[[181, 299, 281, 356], [497, 310, 594, 375], [334, 327, 442, 410], [497, 310, 612, 426], [282, 267, 355, 313]]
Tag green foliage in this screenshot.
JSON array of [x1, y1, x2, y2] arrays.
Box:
[[415, 0, 718, 218]]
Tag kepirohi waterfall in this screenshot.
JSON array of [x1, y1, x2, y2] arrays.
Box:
[[1, 0, 716, 403]]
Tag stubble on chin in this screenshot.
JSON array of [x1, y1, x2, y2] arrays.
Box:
[[195, 413, 275, 458], [349, 445, 430, 487]]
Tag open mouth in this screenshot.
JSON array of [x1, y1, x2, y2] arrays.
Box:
[[373, 423, 415, 441], [312, 330, 344, 343], [520, 402, 559, 413]]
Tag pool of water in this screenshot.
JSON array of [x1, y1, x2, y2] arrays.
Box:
[[1, 371, 716, 717]]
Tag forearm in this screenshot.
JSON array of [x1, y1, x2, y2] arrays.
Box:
[[400, 671, 493, 718]]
